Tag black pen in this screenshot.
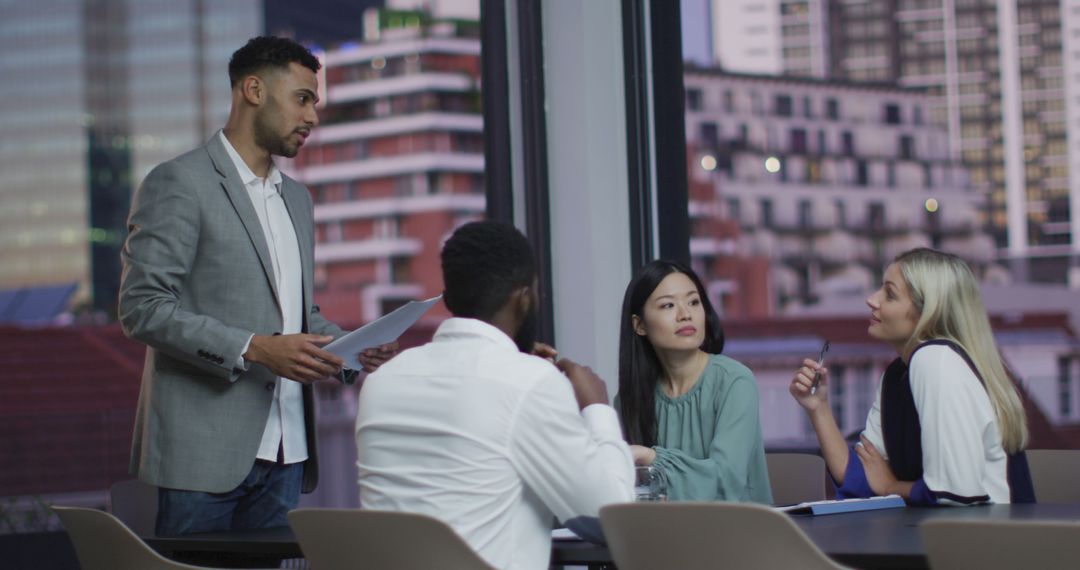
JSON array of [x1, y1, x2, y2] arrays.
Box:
[[810, 340, 830, 395]]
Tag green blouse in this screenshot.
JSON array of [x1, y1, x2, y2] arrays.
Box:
[[651, 354, 772, 503]]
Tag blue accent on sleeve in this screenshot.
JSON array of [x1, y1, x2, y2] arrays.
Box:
[[908, 479, 937, 505], [834, 447, 874, 499]]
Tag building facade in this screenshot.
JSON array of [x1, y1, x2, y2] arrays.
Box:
[[828, 0, 1075, 284], [0, 0, 394, 315], [701, 0, 1080, 285], [286, 19, 484, 324], [684, 69, 994, 315], [0, 1, 264, 312]]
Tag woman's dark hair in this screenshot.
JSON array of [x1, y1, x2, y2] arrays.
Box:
[[617, 260, 724, 447]]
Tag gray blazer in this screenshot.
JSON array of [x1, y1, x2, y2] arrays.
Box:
[[119, 134, 346, 494]]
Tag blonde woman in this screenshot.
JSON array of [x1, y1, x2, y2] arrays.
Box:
[[790, 248, 1034, 505]]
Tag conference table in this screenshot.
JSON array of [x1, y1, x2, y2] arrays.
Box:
[[145, 503, 1080, 569]]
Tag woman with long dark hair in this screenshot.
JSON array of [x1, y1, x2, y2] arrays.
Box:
[[617, 260, 772, 503], [790, 248, 1034, 504]]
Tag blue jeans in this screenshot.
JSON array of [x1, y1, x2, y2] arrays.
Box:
[[156, 460, 303, 536]]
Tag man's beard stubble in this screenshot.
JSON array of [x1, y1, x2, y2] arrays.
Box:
[[513, 305, 539, 354], [253, 96, 297, 158]]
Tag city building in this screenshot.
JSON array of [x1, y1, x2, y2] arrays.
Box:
[[681, 0, 831, 77], [778, 0, 831, 78], [0, 1, 266, 314], [683, 69, 995, 315], [285, 14, 484, 324], [711, 0, 784, 74], [700, 0, 1080, 284], [0, 0, 385, 316], [827, 0, 1075, 284]]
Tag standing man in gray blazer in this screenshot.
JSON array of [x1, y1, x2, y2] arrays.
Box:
[[119, 36, 393, 541]]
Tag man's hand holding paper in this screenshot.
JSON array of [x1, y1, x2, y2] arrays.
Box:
[[325, 295, 442, 370]]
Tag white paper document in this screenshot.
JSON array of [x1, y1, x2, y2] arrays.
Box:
[[325, 295, 442, 369], [551, 528, 581, 541]]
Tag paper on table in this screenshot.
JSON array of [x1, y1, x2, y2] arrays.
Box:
[[551, 528, 581, 541], [324, 295, 442, 369]]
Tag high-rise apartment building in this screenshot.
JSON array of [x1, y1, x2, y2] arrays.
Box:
[[684, 69, 991, 314], [779, 0, 831, 78], [712, 0, 785, 74], [704, 0, 1080, 284], [683, 0, 831, 76], [0, 0, 391, 314], [827, 0, 1074, 283], [286, 17, 484, 324]]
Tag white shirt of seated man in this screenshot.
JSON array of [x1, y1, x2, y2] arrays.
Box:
[[355, 315, 634, 570]]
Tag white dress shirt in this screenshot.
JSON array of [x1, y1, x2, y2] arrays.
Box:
[[220, 131, 307, 465], [355, 317, 634, 570], [861, 344, 1010, 503]]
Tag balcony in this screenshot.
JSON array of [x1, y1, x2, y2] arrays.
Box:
[[314, 237, 423, 263], [314, 193, 485, 223], [296, 152, 484, 184], [308, 112, 483, 145], [326, 37, 480, 69], [882, 234, 932, 261], [940, 234, 996, 264], [847, 219, 914, 237], [329, 72, 476, 104], [767, 218, 835, 236], [814, 230, 860, 265]]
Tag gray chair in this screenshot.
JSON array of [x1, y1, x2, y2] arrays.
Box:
[[1026, 449, 1080, 503], [109, 479, 159, 536], [288, 508, 493, 570], [921, 518, 1080, 569], [766, 452, 827, 506], [599, 502, 850, 570], [53, 506, 274, 570]]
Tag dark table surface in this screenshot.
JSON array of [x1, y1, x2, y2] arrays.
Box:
[[145, 503, 1080, 569]]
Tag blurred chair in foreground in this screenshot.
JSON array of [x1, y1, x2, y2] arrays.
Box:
[[289, 508, 493, 570], [53, 506, 275, 570], [1025, 449, 1080, 503], [599, 502, 849, 570], [921, 518, 1080, 569], [109, 479, 158, 537], [766, 452, 827, 506]]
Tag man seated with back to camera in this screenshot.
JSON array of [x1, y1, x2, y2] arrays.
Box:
[[354, 220, 635, 570]]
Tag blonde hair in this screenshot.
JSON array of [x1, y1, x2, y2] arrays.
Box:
[[893, 248, 1028, 453]]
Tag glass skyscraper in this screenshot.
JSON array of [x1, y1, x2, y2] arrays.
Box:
[[2, 1, 259, 313]]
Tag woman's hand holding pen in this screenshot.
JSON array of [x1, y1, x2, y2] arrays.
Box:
[[789, 358, 830, 412]]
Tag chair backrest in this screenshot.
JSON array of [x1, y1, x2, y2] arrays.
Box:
[[766, 452, 827, 506], [52, 506, 203, 570], [110, 479, 159, 536], [921, 518, 1080, 570], [288, 508, 493, 570], [599, 502, 849, 570], [1025, 449, 1080, 503]]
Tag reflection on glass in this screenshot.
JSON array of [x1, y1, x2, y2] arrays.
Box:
[[634, 465, 668, 502]]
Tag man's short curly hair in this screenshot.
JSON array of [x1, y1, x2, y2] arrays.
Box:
[[441, 221, 536, 320], [228, 36, 321, 87]]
